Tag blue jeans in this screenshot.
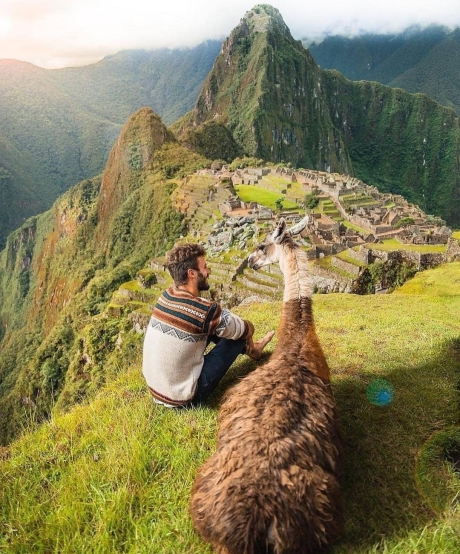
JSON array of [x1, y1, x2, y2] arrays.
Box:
[[192, 336, 246, 404]]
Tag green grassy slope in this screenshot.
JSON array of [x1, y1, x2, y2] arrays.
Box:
[[1, 263, 459, 553]]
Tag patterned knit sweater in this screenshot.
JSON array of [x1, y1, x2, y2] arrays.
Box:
[[142, 286, 250, 406]]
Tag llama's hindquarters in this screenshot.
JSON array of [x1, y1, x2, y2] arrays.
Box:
[[191, 456, 272, 554], [191, 363, 343, 554], [191, 392, 342, 552], [191, 449, 342, 554]]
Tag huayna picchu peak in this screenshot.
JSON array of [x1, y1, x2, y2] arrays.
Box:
[[180, 3, 460, 228], [240, 4, 292, 35]]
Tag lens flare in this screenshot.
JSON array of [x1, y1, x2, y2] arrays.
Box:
[[366, 379, 394, 406]]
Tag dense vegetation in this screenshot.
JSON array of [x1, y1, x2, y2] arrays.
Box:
[[50, 42, 221, 127], [183, 121, 242, 162], [0, 108, 208, 444], [324, 72, 460, 225], [308, 25, 460, 115]]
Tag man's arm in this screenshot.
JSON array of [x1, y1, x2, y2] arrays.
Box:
[[214, 309, 254, 342]]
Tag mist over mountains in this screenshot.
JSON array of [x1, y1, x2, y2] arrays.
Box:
[[0, 41, 221, 248], [308, 24, 460, 115]]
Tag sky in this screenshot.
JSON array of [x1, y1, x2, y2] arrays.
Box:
[[1, 0, 460, 69]]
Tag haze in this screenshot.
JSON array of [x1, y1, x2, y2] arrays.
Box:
[[1, 0, 460, 69]]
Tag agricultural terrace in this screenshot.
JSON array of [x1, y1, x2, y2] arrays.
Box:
[[234, 185, 299, 211], [367, 239, 447, 254]]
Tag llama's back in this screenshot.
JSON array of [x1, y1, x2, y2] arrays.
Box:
[[190, 362, 343, 554]]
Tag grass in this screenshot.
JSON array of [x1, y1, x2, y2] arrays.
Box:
[[343, 221, 370, 234], [260, 174, 292, 188], [452, 231, 460, 240], [335, 250, 366, 267], [1, 263, 460, 552], [368, 239, 447, 254], [394, 262, 460, 296], [260, 176, 306, 199], [319, 199, 342, 219], [234, 185, 299, 211], [314, 256, 357, 279]]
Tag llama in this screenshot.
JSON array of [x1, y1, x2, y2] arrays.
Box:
[[190, 216, 343, 554]]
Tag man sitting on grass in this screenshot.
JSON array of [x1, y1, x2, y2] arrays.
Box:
[[142, 243, 274, 408]]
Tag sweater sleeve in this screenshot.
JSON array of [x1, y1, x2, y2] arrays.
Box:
[[214, 308, 251, 340]]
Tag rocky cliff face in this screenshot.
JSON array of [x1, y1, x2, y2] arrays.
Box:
[[324, 71, 460, 225], [187, 4, 460, 226]]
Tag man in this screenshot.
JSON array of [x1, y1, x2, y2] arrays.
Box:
[[142, 243, 275, 407]]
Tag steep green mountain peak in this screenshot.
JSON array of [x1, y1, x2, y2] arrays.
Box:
[[181, 9, 460, 227], [189, 4, 349, 172], [97, 107, 176, 232], [241, 4, 292, 36]]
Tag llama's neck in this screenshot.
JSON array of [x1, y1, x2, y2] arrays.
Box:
[[278, 245, 312, 302], [275, 245, 330, 382]]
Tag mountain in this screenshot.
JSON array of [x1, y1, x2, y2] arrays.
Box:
[[177, 5, 352, 173], [0, 41, 221, 249], [0, 107, 208, 444], [49, 41, 222, 127], [177, 5, 460, 227], [307, 25, 460, 115], [0, 60, 120, 249]]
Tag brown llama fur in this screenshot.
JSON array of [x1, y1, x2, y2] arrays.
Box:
[[190, 217, 343, 554]]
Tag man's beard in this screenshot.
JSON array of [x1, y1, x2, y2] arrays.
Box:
[[197, 270, 210, 291]]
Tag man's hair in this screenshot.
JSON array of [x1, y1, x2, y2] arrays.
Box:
[[166, 243, 206, 286]]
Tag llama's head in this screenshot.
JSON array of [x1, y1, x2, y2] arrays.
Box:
[[248, 215, 310, 270]]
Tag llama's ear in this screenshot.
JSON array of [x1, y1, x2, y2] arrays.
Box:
[[273, 218, 287, 244], [288, 215, 310, 237]]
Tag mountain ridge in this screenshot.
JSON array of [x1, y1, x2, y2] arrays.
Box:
[[308, 25, 460, 115], [0, 41, 222, 248], [1, 4, 460, 442], [3, 14, 460, 247], [0, 107, 206, 442]]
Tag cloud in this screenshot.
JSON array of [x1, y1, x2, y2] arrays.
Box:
[[1, 0, 460, 68]]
